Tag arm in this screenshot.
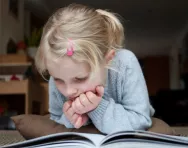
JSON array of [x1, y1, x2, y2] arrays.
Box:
[[88, 51, 154, 134], [48, 76, 74, 128]]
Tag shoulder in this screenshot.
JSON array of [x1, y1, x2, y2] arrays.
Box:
[[113, 49, 139, 69], [115, 49, 136, 58], [49, 76, 56, 90], [49, 76, 61, 96], [49, 76, 66, 104]]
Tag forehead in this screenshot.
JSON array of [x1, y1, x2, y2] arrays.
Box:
[[46, 56, 90, 77]]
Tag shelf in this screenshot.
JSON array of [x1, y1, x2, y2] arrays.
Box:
[[0, 54, 30, 63], [0, 55, 42, 115], [0, 62, 32, 67], [0, 63, 32, 75], [0, 79, 43, 114], [0, 54, 32, 75], [0, 80, 28, 94]]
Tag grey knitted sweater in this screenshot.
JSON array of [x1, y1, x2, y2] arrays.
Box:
[[48, 49, 155, 134]]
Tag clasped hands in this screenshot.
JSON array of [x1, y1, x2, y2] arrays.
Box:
[[63, 86, 104, 128]]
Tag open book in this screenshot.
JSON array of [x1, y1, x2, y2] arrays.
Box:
[[2, 130, 188, 148]]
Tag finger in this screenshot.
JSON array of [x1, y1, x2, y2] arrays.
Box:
[[63, 100, 72, 113], [66, 107, 75, 117], [74, 116, 83, 129], [86, 91, 96, 104], [72, 101, 80, 113], [80, 94, 91, 106], [75, 97, 85, 113], [96, 86, 104, 97], [70, 113, 79, 125]]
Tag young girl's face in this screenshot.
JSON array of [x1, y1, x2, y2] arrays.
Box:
[[47, 56, 106, 100]]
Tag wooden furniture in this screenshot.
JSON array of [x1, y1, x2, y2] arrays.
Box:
[[0, 54, 42, 115], [0, 79, 42, 114], [39, 82, 49, 115], [0, 54, 29, 63]]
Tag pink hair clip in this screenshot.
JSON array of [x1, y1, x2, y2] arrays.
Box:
[[67, 39, 74, 56]]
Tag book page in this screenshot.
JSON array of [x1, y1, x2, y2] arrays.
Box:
[[26, 140, 95, 148], [2, 132, 105, 148], [101, 141, 188, 148], [78, 133, 105, 147], [100, 130, 188, 146]]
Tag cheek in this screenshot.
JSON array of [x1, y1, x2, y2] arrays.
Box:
[[55, 83, 65, 94], [79, 80, 101, 94], [78, 82, 95, 94]]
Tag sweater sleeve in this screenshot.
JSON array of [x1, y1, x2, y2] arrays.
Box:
[[48, 77, 74, 128], [88, 51, 154, 134]]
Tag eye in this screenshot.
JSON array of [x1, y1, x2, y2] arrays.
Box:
[[54, 78, 64, 83], [74, 77, 88, 82]]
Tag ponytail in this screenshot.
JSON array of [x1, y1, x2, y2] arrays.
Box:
[[96, 9, 125, 49]]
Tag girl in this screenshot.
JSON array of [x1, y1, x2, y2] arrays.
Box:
[[35, 4, 155, 134]]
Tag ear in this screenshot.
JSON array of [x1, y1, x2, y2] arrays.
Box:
[[105, 50, 115, 64]]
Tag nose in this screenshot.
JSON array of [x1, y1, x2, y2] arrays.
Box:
[[64, 85, 77, 98]]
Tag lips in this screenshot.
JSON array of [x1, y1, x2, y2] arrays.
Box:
[[68, 96, 77, 101]]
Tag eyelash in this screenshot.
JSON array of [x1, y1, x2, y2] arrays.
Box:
[[54, 78, 64, 83], [74, 77, 87, 82], [54, 77, 87, 83]]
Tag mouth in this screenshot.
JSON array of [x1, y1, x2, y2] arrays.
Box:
[[68, 96, 77, 101]]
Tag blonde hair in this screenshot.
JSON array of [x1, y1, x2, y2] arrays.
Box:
[[35, 3, 125, 80]]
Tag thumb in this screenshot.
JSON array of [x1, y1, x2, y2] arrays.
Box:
[[96, 86, 104, 97]]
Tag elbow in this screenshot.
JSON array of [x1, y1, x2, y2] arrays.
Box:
[[96, 116, 153, 134], [133, 116, 152, 131], [50, 114, 59, 122]]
